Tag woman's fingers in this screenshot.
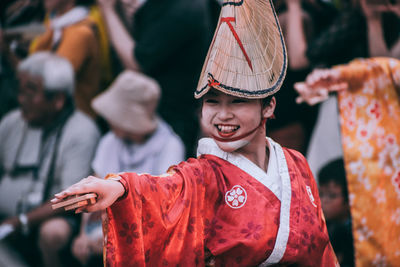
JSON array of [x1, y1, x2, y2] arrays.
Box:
[[306, 69, 327, 85], [294, 69, 347, 106], [305, 68, 342, 88], [74, 200, 104, 213], [50, 197, 61, 203], [52, 176, 122, 213], [75, 207, 85, 214], [296, 96, 305, 104], [75, 205, 95, 214], [53, 176, 100, 200], [294, 82, 311, 99], [294, 81, 337, 105]]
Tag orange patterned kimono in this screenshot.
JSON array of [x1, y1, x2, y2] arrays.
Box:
[[336, 58, 400, 266], [102, 138, 337, 266]]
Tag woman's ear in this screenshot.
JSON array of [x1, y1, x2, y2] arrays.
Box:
[[262, 96, 276, 119]]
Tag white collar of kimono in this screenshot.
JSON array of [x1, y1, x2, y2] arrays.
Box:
[[50, 6, 89, 46], [197, 137, 292, 265], [197, 137, 283, 200]]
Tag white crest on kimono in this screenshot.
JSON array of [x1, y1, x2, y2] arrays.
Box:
[[306, 185, 317, 208], [225, 185, 247, 209]]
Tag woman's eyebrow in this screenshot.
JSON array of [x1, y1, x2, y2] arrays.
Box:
[[205, 91, 218, 97]]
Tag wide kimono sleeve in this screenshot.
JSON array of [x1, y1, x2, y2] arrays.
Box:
[[103, 158, 214, 267], [336, 57, 400, 266], [332, 57, 400, 93]]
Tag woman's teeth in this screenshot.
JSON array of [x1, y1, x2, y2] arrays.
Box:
[[217, 125, 239, 133]]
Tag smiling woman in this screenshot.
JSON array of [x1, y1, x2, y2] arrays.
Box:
[[51, 0, 338, 266]]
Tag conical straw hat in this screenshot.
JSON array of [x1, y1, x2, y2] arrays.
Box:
[[195, 0, 287, 99]]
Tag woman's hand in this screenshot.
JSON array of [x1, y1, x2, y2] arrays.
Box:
[[294, 68, 348, 105], [51, 176, 125, 213]]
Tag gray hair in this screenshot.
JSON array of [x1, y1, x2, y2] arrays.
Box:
[[17, 51, 75, 96]]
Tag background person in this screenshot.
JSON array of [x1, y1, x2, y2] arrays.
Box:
[[71, 70, 185, 266], [30, 0, 103, 120], [90, 70, 186, 179], [318, 158, 354, 267], [0, 52, 100, 267]]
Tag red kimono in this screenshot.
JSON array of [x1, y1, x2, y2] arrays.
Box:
[[103, 138, 338, 266]]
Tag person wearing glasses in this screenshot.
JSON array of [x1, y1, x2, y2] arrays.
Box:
[[0, 52, 100, 267]]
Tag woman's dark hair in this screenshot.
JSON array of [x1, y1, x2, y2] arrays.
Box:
[[318, 158, 349, 203], [262, 95, 273, 108]]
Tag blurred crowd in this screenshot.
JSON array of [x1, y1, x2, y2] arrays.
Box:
[[0, 0, 399, 266]]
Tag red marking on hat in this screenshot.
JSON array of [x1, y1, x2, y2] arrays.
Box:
[[221, 17, 253, 71]]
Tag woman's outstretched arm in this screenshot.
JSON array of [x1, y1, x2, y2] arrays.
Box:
[[51, 175, 125, 213]]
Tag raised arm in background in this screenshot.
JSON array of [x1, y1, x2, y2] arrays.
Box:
[[361, 0, 400, 58], [285, 0, 311, 70], [97, 0, 141, 71]]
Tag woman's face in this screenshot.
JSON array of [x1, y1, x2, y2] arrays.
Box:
[[201, 89, 275, 153]]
